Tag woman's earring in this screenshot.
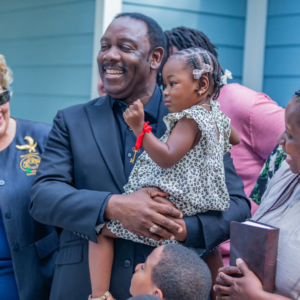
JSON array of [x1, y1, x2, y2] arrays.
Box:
[[200, 91, 202, 96]]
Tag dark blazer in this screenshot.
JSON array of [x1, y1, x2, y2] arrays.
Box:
[[0, 119, 59, 300], [30, 95, 251, 300]]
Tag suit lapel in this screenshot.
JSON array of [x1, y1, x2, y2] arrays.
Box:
[[85, 96, 127, 192]]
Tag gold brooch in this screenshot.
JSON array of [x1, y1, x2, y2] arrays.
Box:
[[16, 136, 41, 176]]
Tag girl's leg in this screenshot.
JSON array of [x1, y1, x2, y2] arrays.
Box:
[[204, 248, 224, 300], [88, 226, 118, 298]]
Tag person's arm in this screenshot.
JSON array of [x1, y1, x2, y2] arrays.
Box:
[[229, 124, 240, 145], [123, 100, 199, 169], [214, 259, 292, 300], [104, 190, 183, 241], [30, 110, 112, 243], [30, 111, 184, 243]]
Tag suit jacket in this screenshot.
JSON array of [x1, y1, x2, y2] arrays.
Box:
[[0, 119, 59, 300], [30, 95, 251, 300]]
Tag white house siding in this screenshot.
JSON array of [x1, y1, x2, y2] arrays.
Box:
[[122, 0, 247, 85], [0, 0, 95, 124], [264, 0, 300, 107]]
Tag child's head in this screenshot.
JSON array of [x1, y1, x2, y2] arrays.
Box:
[[162, 47, 224, 113], [130, 244, 212, 300]]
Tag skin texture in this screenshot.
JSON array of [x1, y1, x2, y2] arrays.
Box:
[[97, 16, 164, 106], [162, 56, 211, 113], [213, 98, 300, 300], [0, 85, 16, 151], [277, 98, 300, 174], [130, 246, 164, 298], [97, 76, 107, 97]]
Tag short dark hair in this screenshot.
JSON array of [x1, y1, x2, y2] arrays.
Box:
[[151, 244, 212, 300], [164, 26, 218, 58], [115, 12, 166, 54], [128, 295, 161, 300]]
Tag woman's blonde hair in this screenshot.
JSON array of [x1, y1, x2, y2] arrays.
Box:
[[0, 54, 13, 90]]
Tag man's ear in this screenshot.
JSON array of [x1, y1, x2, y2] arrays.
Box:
[[153, 288, 164, 299], [150, 47, 165, 71]]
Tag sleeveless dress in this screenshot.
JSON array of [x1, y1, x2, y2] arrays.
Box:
[[106, 100, 232, 246]]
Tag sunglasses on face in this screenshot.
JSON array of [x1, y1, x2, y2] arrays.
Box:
[[0, 90, 12, 106]]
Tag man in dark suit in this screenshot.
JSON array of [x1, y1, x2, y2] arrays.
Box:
[[30, 13, 251, 300]]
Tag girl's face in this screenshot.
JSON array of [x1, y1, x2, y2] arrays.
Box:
[[162, 56, 210, 113], [0, 85, 10, 139], [277, 98, 300, 174]]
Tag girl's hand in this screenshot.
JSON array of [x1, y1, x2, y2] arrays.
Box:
[[214, 258, 264, 300], [123, 100, 144, 135]]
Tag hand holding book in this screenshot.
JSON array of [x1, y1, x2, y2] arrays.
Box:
[[214, 258, 292, 300], [213, 220, 294, 300]]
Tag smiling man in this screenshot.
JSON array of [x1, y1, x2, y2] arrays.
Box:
[[30, 13, 250, 300]]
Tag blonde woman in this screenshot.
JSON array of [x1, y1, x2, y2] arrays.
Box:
[[0, 54, 58, 299]]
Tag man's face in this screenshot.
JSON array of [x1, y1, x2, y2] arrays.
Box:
[[130, 246, 164, 298], [97, 17, 152, 100]]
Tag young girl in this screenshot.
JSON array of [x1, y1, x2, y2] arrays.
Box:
[[88, 47, 240, 300]]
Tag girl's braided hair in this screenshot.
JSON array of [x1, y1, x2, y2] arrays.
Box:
[[0, 54, 13, 90], [170, 47, 224, 100]]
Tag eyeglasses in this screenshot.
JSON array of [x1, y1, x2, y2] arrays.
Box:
[[0, 90, 12, 106]]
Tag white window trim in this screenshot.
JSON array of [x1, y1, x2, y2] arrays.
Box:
[[90, 0, 122, 100], [242, 0, 268, 92]]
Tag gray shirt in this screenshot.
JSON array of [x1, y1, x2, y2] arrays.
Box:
[[252, 160, 300, 299]]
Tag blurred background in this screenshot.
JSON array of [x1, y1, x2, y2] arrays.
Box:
[[0, 0, 298, 124]]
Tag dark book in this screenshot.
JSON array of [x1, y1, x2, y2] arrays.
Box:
[[230, 220, 280, 293]]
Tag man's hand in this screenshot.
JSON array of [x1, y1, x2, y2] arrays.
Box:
[[104, 188, 183, 241], [152, 196, 187, 242], [123, 100, 144, 136]]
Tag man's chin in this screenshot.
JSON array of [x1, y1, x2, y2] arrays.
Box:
[[104, 85, 130, 99]]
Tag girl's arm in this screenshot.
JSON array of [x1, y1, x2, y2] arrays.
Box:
[[123, 100, 199, 169], [230, 124, 240, 145]]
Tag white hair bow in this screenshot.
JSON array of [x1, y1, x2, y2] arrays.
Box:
[[220, 69, 232, 85], [193, 64, 213, 79]]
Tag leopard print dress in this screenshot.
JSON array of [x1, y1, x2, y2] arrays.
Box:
[[106, 100, 231, 246]]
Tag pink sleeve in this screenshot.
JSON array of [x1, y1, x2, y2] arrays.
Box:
[[250, 94, 285, 160]]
